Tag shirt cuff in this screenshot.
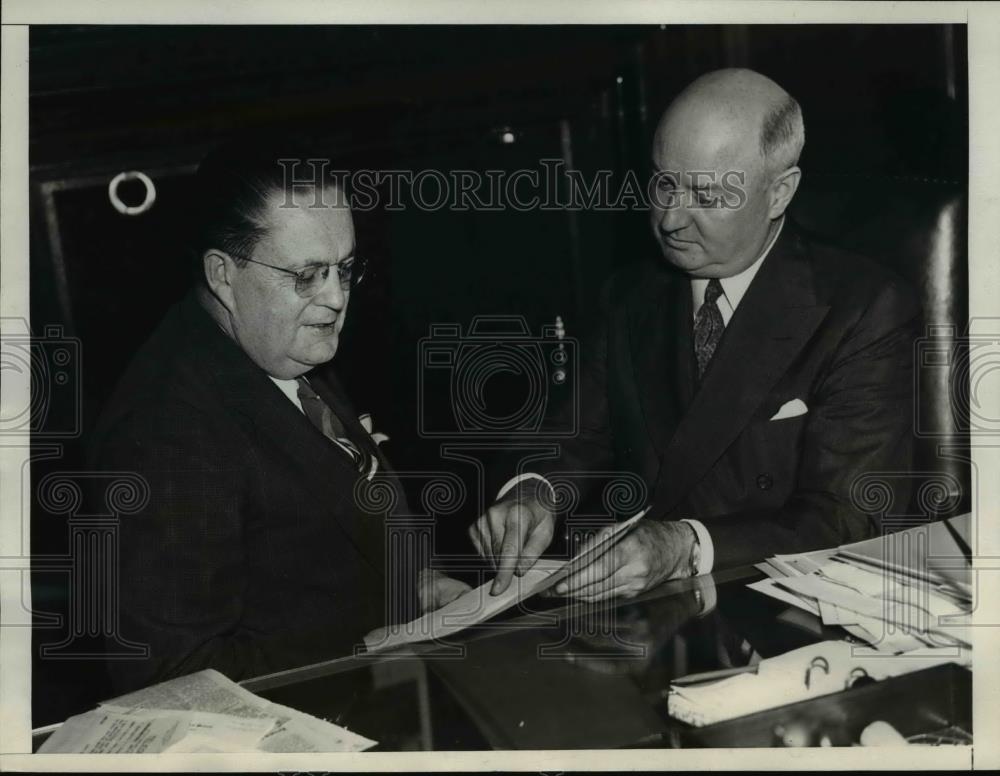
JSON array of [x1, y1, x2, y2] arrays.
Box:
[[681, 518, 715, 577], [496, 472, 554, 502], [692, 573, 718, 616]]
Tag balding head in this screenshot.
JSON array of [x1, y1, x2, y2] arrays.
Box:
[[649, 68, 804, 278], [659, 68, 804, 179]]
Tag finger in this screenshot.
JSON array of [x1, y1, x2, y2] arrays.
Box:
[[417, 571, 436, 613], [468, 519, 486, 559], [568, 563, 636, 600], [439, 579, 472, 607], [475, 506, 502, 566], [492, 512, 526, 596], [571, 524, 615, 558], [555, 545, 620, 596], [567, 537, 644, 598], [516, 515, 554, 575], [569, 566, 640, 602], [573, 582, 635, 603], [487, 506, 508, 564], [581, 524, 616, 550]]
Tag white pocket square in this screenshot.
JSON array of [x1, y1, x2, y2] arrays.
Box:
[[770, 398, 808, 421]]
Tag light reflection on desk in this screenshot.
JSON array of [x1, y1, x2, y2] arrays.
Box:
[[246, 565, 842, 749]]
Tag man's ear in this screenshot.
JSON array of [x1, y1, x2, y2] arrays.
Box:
[[767, 166, 802, 220], [203, 249, 238, 313]]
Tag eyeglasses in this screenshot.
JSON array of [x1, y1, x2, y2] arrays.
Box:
[[233, 252, 367, 297]]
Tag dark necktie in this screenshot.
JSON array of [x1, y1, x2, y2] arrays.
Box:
[[693, 279, 725, 379], [296, 377, 368, 473]]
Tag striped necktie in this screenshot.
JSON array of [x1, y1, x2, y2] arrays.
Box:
[[295, 377, 369, 473]]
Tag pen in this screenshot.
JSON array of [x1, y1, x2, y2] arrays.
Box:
[[669, 663, 758, 687], [939, 516, 972, 565]]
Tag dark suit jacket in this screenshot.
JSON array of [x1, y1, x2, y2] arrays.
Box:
[[532, 223, 919, 568], [89, 291, 416, 693]]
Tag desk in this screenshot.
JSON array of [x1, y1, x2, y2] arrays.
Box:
[[233, 564, 969, 750]]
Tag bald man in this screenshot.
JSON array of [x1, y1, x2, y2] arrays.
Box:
[[472, 69, 918, 601]]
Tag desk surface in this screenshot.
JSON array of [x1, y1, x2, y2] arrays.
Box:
[[239, 564, 877, 750], [31, 562, 971, 751]]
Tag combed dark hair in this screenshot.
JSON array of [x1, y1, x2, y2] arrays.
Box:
[[759, 95, 805, 173], [187, 135, 342, 283]]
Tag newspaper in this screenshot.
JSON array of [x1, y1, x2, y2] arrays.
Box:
[[38, 669, 376, 754]]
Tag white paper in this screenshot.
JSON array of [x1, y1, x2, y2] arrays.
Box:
[[772, 549, 835, 576], [162, 712, 275, 752], [837, 513, 972, 590], [750, 524, 974, 654], [103, 668, 271, 717], [818, 599, 856, 626], [668, 639, 968, 726], [366, 508, 648, 652], [37, 707, 189, 753], [747, 577, 820, 616], [256, 699, 376, 753], [98, 669, 376, 753]]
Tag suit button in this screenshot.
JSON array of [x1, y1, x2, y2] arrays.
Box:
[[756, 474, 773, 490]]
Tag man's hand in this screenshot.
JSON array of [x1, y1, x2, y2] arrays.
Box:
[[553, 520, 696, 601], [417, 569, 472, 614], [469, 485, 556, 596]]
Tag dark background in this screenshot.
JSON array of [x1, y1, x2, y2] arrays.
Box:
[[28, 25, 968, 726]]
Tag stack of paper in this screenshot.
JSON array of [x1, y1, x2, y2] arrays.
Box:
[[38, 669, 377, 753], [668, 639, 968, 727], [749, 515, 973, 653], [365, 508, 648, 653]]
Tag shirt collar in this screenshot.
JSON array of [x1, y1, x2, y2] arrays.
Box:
[[692, 217, 784, 314], [269, 375, 302, 405]]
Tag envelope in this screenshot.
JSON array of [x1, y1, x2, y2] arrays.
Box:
[[769, 398, 808, 421]]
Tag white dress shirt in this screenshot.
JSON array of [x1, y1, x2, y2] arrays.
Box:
[[690, 218, 782, 325], [498, 218, 786, 579], [270, 376, 304, 413]]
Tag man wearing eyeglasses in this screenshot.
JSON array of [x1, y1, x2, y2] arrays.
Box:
[[90, 140, 468, 693]]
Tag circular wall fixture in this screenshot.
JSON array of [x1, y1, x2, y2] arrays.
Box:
[[108, 171, 156, 216]]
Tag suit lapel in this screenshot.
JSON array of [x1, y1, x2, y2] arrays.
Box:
[[187, 298, 387, 573], [629, 269, 693, 460], [652, 228, 831, 515]]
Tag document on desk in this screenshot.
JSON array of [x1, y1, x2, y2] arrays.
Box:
[[839, 513, 973, 599], [38, 707, 192, 753], [365, 508, 648, 653], [38, 706, 277, 754], [749, 516, 974, 652], [39, 668, 378, 753], [111, 668, 377, 752], [667, 639, 969, 727]]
